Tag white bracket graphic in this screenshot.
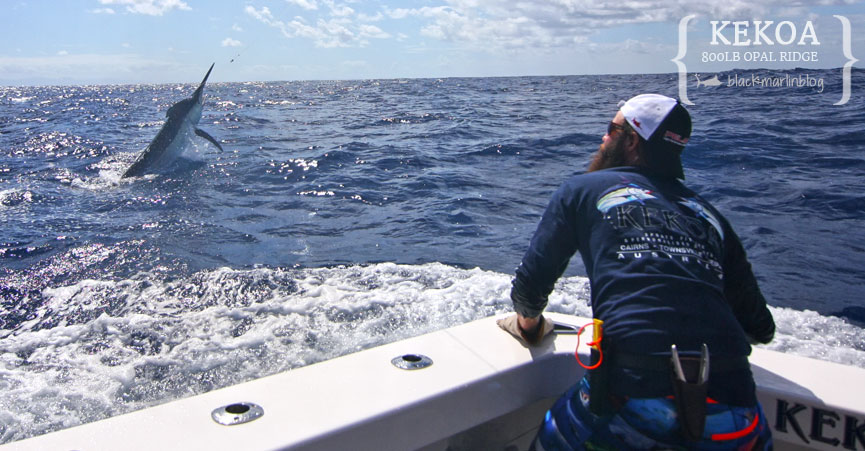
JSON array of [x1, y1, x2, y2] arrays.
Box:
[[834, 15, 857, 106], [672, 15, 697, 106]]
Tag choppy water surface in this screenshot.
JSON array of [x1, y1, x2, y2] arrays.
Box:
[[1, 69, 864, 443]]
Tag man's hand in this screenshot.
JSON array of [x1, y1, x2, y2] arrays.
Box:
[[518, 315, 541, 336], [497, 313, 554, 346]]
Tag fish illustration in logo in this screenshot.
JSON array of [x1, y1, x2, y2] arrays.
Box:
[[694, 74, 722, 87], [679, 198, 724, 239], [597, 184, 656, 213]]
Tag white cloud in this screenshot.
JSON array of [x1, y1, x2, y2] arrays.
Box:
[[245, 6, 274, 24], [232, 24, 244, 32], [386, 8, 413, 20], [248, 0, 850, 56], [57, 50, 69, 56], [325, 0, 354, 17], [383, 0, 846, 51], [358, 24, 390, 40], [315, 18, 356, 47], [586, 39, 670, 56], [358, 12, 384, 22], [90, 8, 116, 14], [245, 7, 321, 41], [246, 5, 389, 48], [286, 0, 318, 11], [222, 38, 243, 47], [387, 5, 574, 50], [97, 0, 191, 16]]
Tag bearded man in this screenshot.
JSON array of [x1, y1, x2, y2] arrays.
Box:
[[501, 94, 775, 450]]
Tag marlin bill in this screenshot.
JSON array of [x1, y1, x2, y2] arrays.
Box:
[[122, 63, 223, 178]]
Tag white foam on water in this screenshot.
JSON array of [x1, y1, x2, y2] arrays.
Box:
[[762, 306, 865, 366], [0, 189, 36, 208], [0, 262, 863, 444]]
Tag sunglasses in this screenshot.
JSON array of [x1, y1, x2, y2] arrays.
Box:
[[607, 121, 626, 136]]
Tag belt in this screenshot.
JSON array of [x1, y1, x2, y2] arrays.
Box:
[[610, 352, 750, 373]]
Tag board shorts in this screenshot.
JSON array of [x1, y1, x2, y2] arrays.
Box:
[[531, 376, 773, 450]]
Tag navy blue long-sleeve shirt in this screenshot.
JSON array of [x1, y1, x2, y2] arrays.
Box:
[[511, 167, 775, 406]]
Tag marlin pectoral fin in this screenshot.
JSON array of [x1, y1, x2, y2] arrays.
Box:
[[195, 128, 223, 152]]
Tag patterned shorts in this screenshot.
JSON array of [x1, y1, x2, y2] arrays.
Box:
[[531, 376, 772, 450]]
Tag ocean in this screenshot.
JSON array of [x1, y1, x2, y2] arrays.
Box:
[[1, 69, 863, 444]]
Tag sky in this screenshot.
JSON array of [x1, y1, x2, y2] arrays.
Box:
[[1, 0, 863, 85]]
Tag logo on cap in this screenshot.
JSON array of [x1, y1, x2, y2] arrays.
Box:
[[664, 131, 689, 146]]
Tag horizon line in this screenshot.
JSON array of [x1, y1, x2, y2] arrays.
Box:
[[1, 66, 857, 89]]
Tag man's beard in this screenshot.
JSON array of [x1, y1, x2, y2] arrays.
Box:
[[587, 136, 629, 172]]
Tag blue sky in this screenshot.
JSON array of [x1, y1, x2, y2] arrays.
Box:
[[1, 0, 863, 85]]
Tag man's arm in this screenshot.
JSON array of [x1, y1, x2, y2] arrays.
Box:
[[510, 183, 581, 320], [723, 228, 776, 344]]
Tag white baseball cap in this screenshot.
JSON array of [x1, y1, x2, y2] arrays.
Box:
[[617, 94, 692, 179], [618, 94, 682, 143]]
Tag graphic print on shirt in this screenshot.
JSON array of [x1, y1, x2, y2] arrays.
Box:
[[678, 198, 724, 240], [596, 183, 657, 214], [596, 183, 724, 278]]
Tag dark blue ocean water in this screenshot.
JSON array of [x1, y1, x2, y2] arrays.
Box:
[[1, 69, 863, 443]]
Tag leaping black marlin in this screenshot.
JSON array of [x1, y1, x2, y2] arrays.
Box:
[[122, 63, 223, 178]]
